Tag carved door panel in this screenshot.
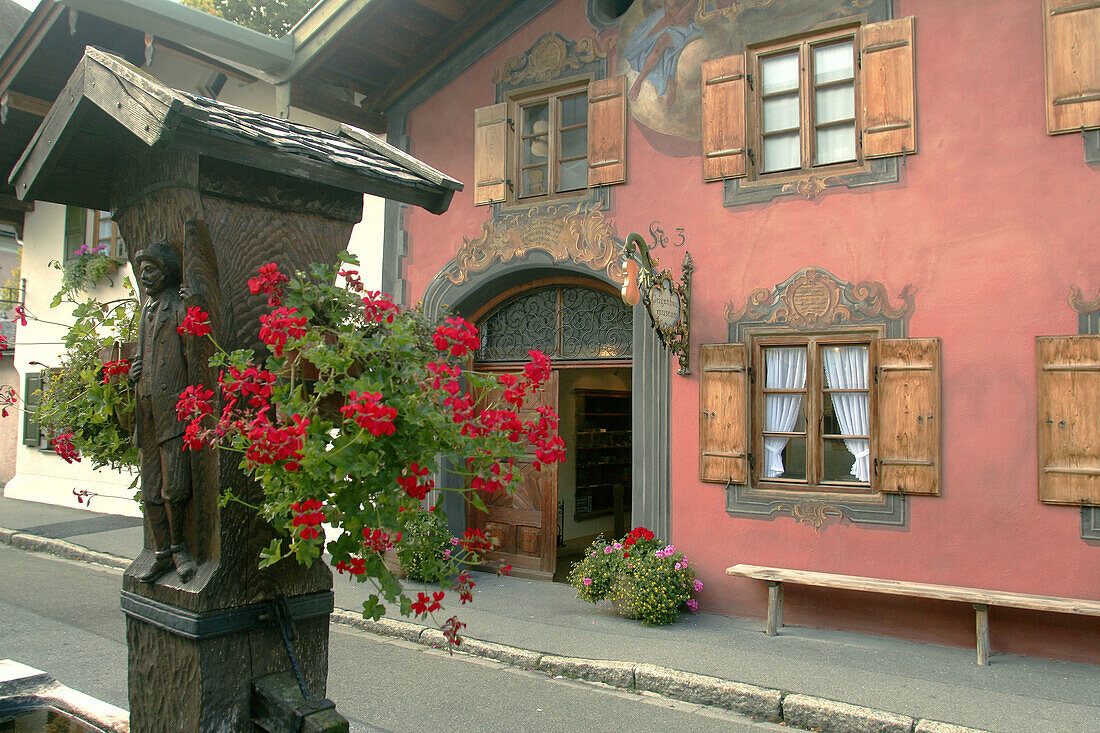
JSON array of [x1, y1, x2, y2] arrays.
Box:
[[468, 370, 558, 580]]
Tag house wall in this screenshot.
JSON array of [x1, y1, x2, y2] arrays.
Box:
[[395, 0, 1100, 662], [6, 201, 141, 516]]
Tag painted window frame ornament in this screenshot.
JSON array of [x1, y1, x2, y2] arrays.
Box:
[[621, 232, 692, 375]]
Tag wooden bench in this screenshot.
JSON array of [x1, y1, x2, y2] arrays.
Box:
[[726, 564, 1100, 665]]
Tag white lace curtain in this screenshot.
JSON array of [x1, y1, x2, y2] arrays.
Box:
[[822, 345, 870, 482], [764, 347, 806, 478]]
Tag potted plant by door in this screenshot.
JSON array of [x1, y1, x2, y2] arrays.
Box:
[[567, 527, 703, 625]]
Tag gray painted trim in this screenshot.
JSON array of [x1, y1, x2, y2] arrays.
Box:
[[1085, 130, 1100, 166], [1082, 508, 1100, 541], [723, 157, 900, 208], [1080, 305, 1099, 540], [726, 486, 907, 528], [632, 306, 671, 539]]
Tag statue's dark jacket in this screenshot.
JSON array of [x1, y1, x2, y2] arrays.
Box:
[[135, 291, 189, 445]]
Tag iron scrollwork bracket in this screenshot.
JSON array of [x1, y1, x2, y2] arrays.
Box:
[[623, 232, 692, 375]]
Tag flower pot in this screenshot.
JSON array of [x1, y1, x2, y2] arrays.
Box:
[[609, 575, 641, 620]]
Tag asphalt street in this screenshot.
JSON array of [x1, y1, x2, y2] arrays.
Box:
[[0, 545, 788, 732]]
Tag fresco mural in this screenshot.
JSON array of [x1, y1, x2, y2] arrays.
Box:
[[593, 0, 886, 145]]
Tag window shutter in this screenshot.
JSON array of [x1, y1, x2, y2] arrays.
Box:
[[700, 343, 750, 483], [588, 75, 627, 187], [859, 17, 917, 158], [701, 54, 748, 181], [874, 337, 940, 495], [63, 206, 86, 262], [1036, 335, 1100, 505], [22, 371, 42, 447], [1043, 0, 1100, 134], [473, 103, 508, 205]]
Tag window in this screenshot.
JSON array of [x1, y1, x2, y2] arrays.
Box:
[[91, 210, 125, 259], [64, 207, 125, 262], [754, 32, 858, 174], [699, 335, 941, 496], [516, 87, 589, 199], [474, 76, 626, 206], [755, 336, 871, 490], [702, 17, 916, 183]]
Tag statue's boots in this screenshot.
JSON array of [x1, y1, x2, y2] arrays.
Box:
[[137, 504, 174, 583], [167, 502, 196, 583]]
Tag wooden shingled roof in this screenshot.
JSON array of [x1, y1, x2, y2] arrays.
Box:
[[10, 47, 462, 214]]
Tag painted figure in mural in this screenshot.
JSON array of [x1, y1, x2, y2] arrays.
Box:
[[625, 0, 704, 104], [131, 241, 197, 583]]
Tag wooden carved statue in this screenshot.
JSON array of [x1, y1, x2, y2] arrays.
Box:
[[131, 240, 197, 583]]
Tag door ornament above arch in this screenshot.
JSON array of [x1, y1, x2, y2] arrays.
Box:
[[444, 201, 621, 285]]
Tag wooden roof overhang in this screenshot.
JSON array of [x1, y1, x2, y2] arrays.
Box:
[[288, 0, 519, 122], [0, 2, 144, 228], [9, 47, 462, 215]]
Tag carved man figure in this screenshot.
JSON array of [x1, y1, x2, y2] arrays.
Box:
[[131, 241, 196, 583]]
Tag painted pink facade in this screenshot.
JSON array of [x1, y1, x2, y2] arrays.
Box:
[[396, 0, 1099, 662]]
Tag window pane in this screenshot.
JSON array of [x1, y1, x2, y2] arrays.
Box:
[[814, 42, 854, 85], [823, 437, 870, 483], [560, 126, 587, 159], [761, 52, 799, 94], [559, 93, 587, 128], [815, 84, 854, 125], [522, 103, 548, 135], [763, 93, 799, 132], [815, 124, 856, 165], [558, 157, 587, 191], [763, 132, 800, 172], [522, 166, 548, 196], [822, 392, 868, 437], [765, 395, 806, 432], [821, 345, 869, 388], [97, 213, 114, 242], [523, 135, 549, 165], [764, 347, 807, 388], [764, 436, 806, 480]]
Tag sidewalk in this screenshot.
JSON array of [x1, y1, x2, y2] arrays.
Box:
[[1, 495, 1096, 733]]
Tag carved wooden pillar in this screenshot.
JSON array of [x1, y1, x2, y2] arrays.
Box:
[[112, 148, 361, 732]]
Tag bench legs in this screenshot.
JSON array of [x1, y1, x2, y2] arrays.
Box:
[[974, 604, 990, 666], [766, 581, 784, 636]]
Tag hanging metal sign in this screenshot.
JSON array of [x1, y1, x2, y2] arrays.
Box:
[[621, 232, 692, 375]]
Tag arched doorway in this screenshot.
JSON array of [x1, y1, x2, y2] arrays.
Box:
[[466, 277, 633, 580]]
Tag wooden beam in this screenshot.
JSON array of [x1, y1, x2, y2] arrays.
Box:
[[0, 3, 65, 103], [766, 581, 784, 636], [0, 194, 34, 212], [1, 90, 52, 121], [290, 82, 387, 134]]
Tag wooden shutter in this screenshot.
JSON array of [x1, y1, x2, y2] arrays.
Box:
[[473, 103, 508, 205], [63, 206, 86, 262], [1037, 335, 1100, 505], [22, 371, 42, 447], [588, 75, 627, 187], [860, 17, 917, 158], [700, 343, 749, 483], [1043, 0, 1100, 133], [701, 54, 748, 181], [874, 337, 940, 495]]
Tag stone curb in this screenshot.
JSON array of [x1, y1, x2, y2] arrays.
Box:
[[2, 529, 993, 733], [0, 528, 131, 571]]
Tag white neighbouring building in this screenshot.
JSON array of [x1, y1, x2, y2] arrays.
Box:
[[0, 0, 389, 515]]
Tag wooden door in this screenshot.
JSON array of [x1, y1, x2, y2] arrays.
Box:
[[467, 370, 558, 580]]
